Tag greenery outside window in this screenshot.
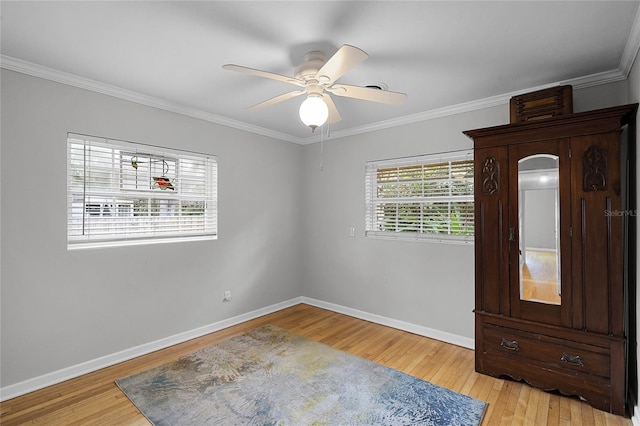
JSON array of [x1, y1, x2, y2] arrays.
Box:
[[67, 134, 217, 249], [365, 150, 474, 243]]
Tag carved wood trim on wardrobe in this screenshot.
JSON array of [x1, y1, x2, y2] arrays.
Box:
[[582, 145, 607, 192], [481, 156, 500, 195]]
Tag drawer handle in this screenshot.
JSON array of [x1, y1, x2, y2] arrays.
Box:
[[500, 338, 520, 351], [561, 352, 585, 367]]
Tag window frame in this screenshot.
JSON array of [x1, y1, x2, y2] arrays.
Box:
[[67, 133, 217, 250], [364, 150, 474, 244]]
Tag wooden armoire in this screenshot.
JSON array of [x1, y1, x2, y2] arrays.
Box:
[[464, 102, 637, 415]]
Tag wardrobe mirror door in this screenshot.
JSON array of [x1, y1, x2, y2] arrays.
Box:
[[518, 154, 561, 305]]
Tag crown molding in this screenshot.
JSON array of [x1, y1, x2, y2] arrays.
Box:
[[299, 68, 627, 145], [0, 53, 632, 146], [0, 55, 300, 144], [620, 3, 640, 78], [299, 92, 512, 145]]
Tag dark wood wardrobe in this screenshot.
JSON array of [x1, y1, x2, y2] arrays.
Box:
[[464, 103, 637, 414]]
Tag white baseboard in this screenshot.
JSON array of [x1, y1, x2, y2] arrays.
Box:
[[0, 297, 473, 401], [0, 297, 303, 402], [300, 297, 475, 349]]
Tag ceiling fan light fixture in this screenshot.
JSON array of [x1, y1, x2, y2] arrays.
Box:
[[299, 95, 329, 131]]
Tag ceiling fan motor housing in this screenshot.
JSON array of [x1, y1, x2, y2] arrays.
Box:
[[295, 51, 327, 80]]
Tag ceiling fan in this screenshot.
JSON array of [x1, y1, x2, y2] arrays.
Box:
[[222, 44, 407, 131]]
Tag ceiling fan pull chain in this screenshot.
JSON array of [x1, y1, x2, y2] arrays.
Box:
[[320, 123, 324, 172]]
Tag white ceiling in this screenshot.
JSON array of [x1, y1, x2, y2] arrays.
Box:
[[2, 1, 640, 144]]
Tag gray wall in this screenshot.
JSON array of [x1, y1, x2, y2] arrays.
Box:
[[523, 188, 557, 250], [300, 110, 500, 339], [299, 82, 628, 341], [0, 70, 304, 387], [0, 66, 631, 392]]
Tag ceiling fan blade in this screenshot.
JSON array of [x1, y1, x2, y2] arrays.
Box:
[[322, 94, 342, 124], [315, 45, 368, 84], [222, 64, 304, 87], [327, 84, 407, 105], [247, 90, 306, 111]]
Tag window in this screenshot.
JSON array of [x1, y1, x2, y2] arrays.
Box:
[[365, 150, 474, 243], [67, 134, 217, 249]]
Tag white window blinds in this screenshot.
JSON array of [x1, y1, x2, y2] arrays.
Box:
[[365, 151, 474, 243], [67, 134, 217, 249]]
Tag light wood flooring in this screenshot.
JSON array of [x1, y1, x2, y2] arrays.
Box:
[[522, 249, 562, 305], [0, 304, 631, 425]]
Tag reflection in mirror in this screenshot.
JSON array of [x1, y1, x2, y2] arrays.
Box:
[[518, 155, 560, 305]]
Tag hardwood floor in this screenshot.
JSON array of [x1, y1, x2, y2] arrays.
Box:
[[0, 304, 631, 425], [521, 249, 561, 305]]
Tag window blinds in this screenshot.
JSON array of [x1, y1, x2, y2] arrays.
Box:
[[365, 151, 474, 243], [67, 134, 217, 249]]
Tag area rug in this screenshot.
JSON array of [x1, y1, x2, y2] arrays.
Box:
[[116, 325, 487, 425]]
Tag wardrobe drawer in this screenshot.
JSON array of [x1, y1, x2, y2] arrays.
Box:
[[482, 324, 610, 378]]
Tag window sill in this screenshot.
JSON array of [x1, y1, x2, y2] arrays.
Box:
[[67, 234, 217, 251], [365, 231, 473, 245]]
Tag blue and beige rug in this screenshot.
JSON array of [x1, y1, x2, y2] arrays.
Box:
[[116, 325, 487, 425]]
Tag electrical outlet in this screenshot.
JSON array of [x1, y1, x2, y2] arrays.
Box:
[[223, 290, 232, 302], [349, 227, 355, 238]]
